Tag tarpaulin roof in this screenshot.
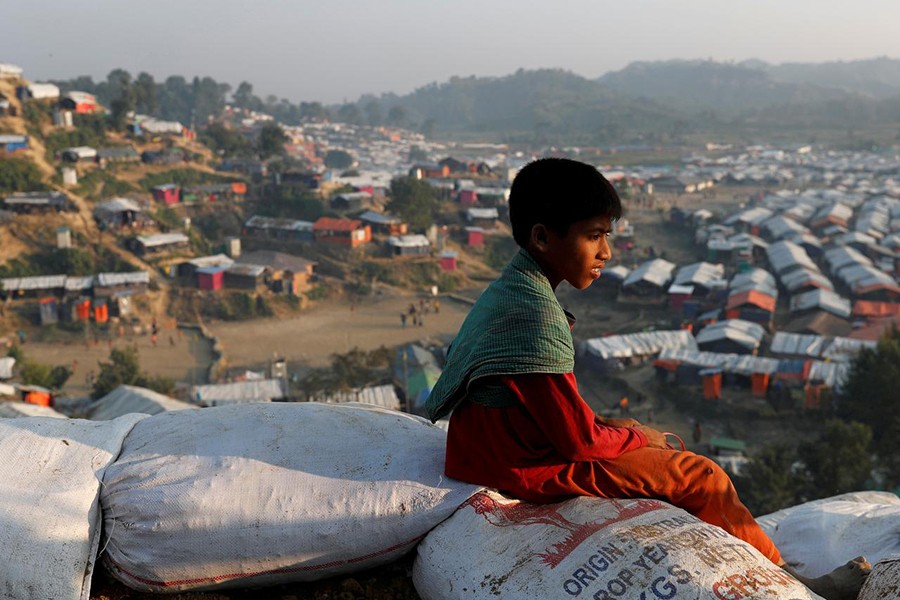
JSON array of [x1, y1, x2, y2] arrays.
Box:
[[725, 289, 777, 313], [695, 319, 766, 351], [672, 262, 726, 288], [623, 258, 676, 288], [0, 401, 66, 419], [766, 240, 818, 274], [781, 269, 835, 293], [86, 385, 196, 420], [790, 288, 851, 318], [657, 348, 780, 375], [825, 245, 872, 273], [731, 268, 776, 290], [580, 330, 697, 360], [770, 332, 875, 361]]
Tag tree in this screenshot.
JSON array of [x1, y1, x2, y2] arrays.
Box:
[[20, 361, 71, 390], [0, 158, 46, 194], [257, 122, 288, 159], [337, 103, 362, 125], [799, 420, 873, 499], [232, 81, 255, 110], [386, 176, 438, 230], [107, 68, 135, 130], [201, 122, 253, 157], [734, 444, 807, 516], [324, 149, 355, 170], [92, 345, 173, 398], [837, 326, 900, 486], [364, 100, 383, 126], [133, 72, 158, 114], [93, 346, 142, 398], [300, 101, 328, 122], [386, 105, 407, 127]]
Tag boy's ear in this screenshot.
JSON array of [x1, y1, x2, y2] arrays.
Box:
[[529, 224, 550, 251]]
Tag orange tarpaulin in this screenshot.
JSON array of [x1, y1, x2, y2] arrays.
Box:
[[702, 372, 722, 400], [751, 372, 770, 397], [25, 391, 51, 407]]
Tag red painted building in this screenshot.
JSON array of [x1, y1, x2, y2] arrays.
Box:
[[439, 251, 458, 271], [197, 267, 226, 291], [151, 184, 180, 205], [466, 227, 484, 247], [313, 217, 371, 247], [458, 189, 478, 206]]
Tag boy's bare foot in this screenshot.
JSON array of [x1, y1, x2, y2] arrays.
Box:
[[783, 556, 871, 600]]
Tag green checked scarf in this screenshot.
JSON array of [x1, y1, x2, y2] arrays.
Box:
[[425, 249, 575, 422]]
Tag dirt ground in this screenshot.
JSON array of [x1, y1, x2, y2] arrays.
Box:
[[206, 289, 472, 375]]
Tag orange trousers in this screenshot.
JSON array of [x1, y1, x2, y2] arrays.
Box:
[[575, 447, 782, 564]]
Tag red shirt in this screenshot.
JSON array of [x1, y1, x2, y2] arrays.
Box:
[[445, 372, 647, 503]]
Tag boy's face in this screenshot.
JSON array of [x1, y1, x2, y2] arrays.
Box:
[[533, 215, 613, 290]]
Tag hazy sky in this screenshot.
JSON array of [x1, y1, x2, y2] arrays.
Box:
[[3, 0, 899, 104]]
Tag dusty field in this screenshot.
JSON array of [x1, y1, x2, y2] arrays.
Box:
[[25, 323, 214, 397], [207, 290, 472, 375]]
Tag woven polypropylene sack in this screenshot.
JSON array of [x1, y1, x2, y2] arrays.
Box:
[[857, 557, 900, 600], [100, 402, 482, 592], [0, 414, 146, 600], [414, 490, 822, 600], [758, 493, 900, 578]]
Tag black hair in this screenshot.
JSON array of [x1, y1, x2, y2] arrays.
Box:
[[508, 157, 622, 248]]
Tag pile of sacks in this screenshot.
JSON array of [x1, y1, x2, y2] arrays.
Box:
[[1, 401, 897, 599]]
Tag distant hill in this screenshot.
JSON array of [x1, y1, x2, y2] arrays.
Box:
[[367, 59, 900, 145], [377, 69, 680, 144], [762, 57, 900, 99], [596, 59, 852, 113]]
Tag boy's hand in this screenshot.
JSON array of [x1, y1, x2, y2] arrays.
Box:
[[632, 425, 668, 449], [597, 416, 641, 428]]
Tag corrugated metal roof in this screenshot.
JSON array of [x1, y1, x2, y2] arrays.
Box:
[[64, 275, 94, 291], [387, 235, 430, 248], [1, 275, 66, 292], [137, 232, 190, 247], [308, 384, 400, 411], [96, 271, 149, 286], [94, 197, 142, 213], [244, 214, 314, 231], [192, 379, 285, 406]]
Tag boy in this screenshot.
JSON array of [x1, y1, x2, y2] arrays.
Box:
[[425, 158, 868, 600]]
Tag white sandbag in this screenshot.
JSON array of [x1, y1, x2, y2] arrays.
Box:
[[100, 402, 483, 592], [0, 414, 146, 600], [763, 494, 900, 578], [857, 557, 900, 600], [756, 491, 900, 538], [414, 490, 822, 600]]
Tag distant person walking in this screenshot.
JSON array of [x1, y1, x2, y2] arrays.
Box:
[[400, 313, 407, 328]]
